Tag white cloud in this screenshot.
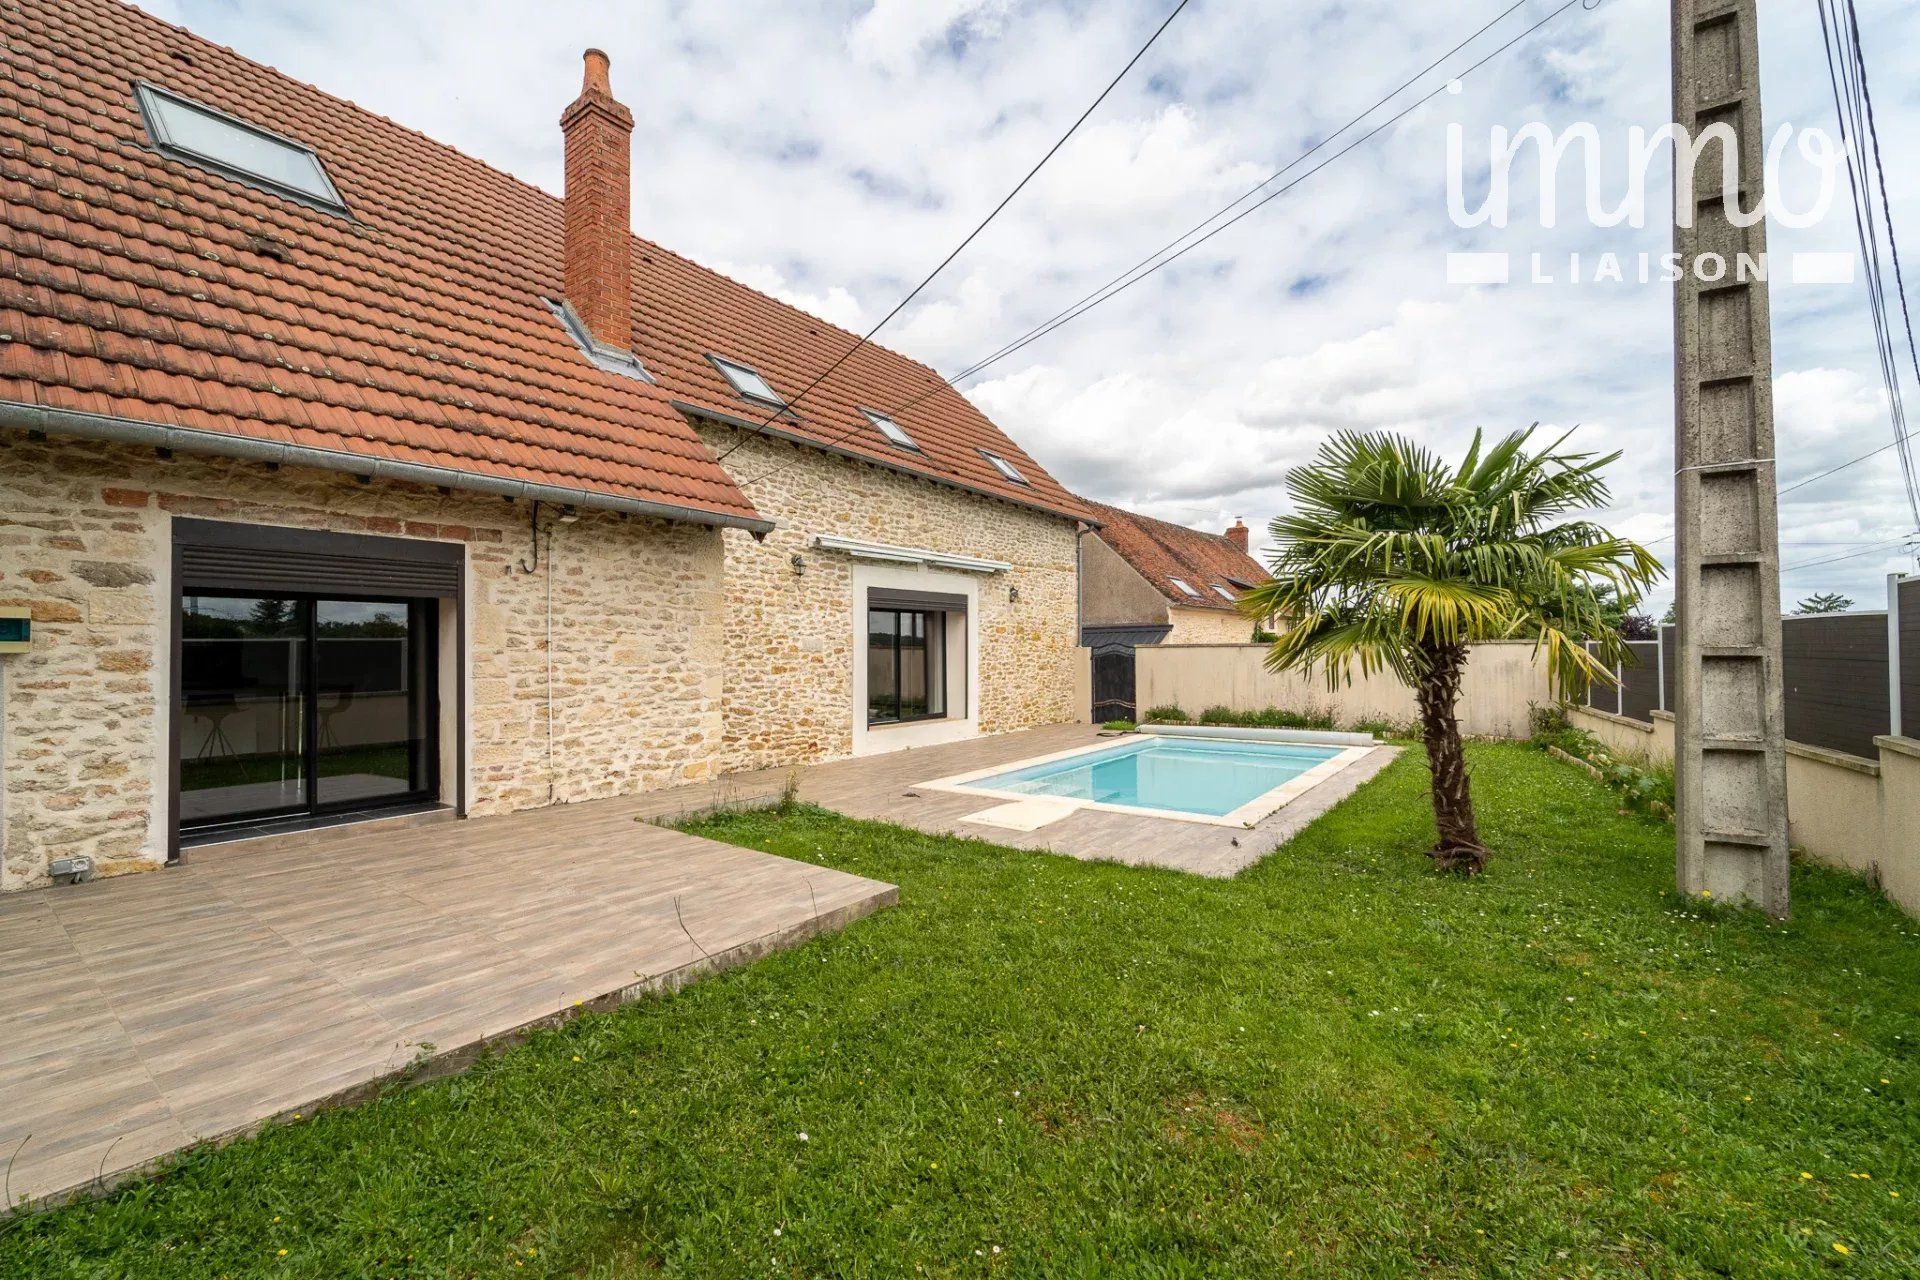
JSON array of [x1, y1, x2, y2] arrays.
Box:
[[142, 0, 1920, 606], [846, 0, 1013, 73], [708, 261, 866, 331]]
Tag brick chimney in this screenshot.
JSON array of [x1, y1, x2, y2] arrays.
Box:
[[1226, 518, 1249, 553], [560, 48, 634, 350]]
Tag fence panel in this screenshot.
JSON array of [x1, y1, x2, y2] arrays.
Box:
[[1582, 639, 1663, 719], [1619, 640, 1662, 721], [1781, 612, 1890, 758], [1903, 577, 1920, 740], [1661, 625, 1677, 713]]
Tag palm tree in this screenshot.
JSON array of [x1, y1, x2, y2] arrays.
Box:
[[1239, 427, 1660, 874]]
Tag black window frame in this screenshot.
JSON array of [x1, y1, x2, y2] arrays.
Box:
[[175, 590, 440, 832], [866, 606, 949, 726]]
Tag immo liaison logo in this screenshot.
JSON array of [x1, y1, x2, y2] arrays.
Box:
[[1443, 114, 1856, 287]]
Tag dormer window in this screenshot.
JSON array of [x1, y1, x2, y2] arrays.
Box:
[[135, 82, 346, 213], [1169, 577, 1201, 598], [980, 449, 1028, 485], [862, 408, 920, 452], [709, 355, 784, 408]]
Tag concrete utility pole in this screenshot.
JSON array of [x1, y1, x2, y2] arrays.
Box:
[[1671, 0, 1790, 915]]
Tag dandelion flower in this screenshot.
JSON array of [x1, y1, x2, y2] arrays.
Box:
[[1833, 1242, 1850, 1255]]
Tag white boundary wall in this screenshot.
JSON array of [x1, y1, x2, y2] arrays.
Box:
[[1571, 706, 1920, 918], [1135, 640, 1552, 739]]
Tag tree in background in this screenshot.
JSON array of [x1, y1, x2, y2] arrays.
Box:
[[1241, 427, 1659, 874], [1793, 592, 1854, 615]]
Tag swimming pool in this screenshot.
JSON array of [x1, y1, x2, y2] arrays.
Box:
[[921, 731, 1378, 827]]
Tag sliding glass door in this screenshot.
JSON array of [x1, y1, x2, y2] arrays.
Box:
[[179, 594, 436, 830], [867, 607, 948, 725]]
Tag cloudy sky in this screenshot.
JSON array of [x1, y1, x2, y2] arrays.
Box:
[[139, 0, 1920, 614]]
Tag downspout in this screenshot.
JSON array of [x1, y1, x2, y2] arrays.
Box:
[[545, 515, 557, 805], [1075, 524, 1086, 643]]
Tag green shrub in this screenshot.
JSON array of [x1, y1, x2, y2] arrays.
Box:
[[1100, 719, 1137, 732], [1350, 717, 1418, 740], [1528, 702, 1675, 819], [1189, 705, 1336, 731], [1527, 701, 1573, 747], [1142, 705, 1190, 724]]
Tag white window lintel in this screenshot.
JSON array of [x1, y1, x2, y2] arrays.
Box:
[[812, 534, 1010, 575]]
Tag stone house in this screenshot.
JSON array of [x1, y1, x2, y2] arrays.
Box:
[[0, 0, 1093, 891], [1078, 501, 1271, 648]]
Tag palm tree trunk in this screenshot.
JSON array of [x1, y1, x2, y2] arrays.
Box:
[[1415, 643, 1487, 874]]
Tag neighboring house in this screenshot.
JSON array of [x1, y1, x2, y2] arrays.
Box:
[[1079, 502, 1270, 646], [0, 0, 1092, 891]]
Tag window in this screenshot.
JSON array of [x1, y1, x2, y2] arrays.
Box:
[[709, 355, 784, 407], [862, 408, 920, 452], [135, 82, 346, 212], [1169, 577, 1201, 598], [980, 449, 1028, 485], [1213, 584, 1237, 602], [867, 608, 947, 724]]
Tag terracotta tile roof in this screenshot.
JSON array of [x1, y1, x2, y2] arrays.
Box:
[[0, 0, 1090, 528], [628, 242, 1092, 523], [1081, 499, 1270, 613]]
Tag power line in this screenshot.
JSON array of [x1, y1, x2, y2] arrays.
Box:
[[1783, 536, 1918, 572], [710, 0, 1192, 464], [1816, 0, 1920, 527], [890, 0, 1540, 410], [1778, 423, 1920, 497], [739, 0, 1599, 489]]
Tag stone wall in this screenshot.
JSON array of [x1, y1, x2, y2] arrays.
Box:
[[698, 424, 1082, 772], [0, 435, 724, 892], [1164, 606, 1255, 646]]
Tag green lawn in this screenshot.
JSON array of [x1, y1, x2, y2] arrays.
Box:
[[4, 744, 1917, 1277]]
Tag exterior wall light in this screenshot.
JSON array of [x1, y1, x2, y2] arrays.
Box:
[[1009, 585, 1020, 602], [790, 553, 806, 576]]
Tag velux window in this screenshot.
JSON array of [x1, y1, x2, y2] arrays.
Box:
[[1213, 584, 1237, 602], [136, 82, 346, 212], [710, 355, 784, 407], [867, 609, 947, 725], [980, 449, 1028, 485], [1169, 577, 1201, 598], [862, 408, 920, 452]]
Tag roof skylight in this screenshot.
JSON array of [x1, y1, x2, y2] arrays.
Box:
[[1169, 577, 1201, 598], [135, 82, 346, 212], [709, 355, 784, 407], [980, 449, 1028, 485], [862, 409, 920, 452], [1213, 584, 1237, 601]]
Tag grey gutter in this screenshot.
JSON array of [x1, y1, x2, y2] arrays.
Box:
[[0, 400, 778, 536], [674, 400, 1099, 529]]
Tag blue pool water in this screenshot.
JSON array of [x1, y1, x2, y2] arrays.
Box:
[[970, 735, 1343, 818]]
